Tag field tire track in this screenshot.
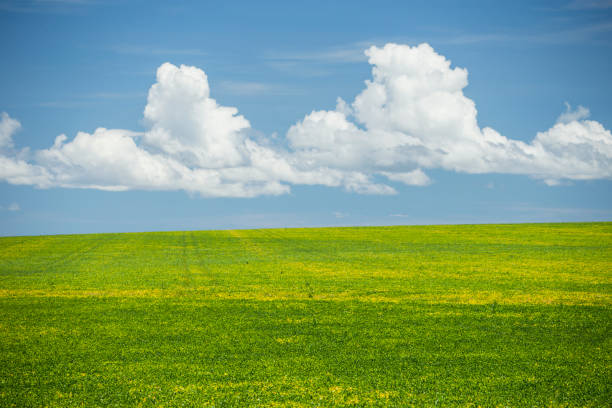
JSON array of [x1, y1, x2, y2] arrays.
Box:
[[179, 232, 194, 289]]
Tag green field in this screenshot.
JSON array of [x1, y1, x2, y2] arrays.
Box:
[[0, 223, 610, 407]]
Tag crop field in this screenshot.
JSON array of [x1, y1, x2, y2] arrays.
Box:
[[0, 223, 610, 407]]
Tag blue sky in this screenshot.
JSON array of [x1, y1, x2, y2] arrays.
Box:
[[0, 0, 611, 236]]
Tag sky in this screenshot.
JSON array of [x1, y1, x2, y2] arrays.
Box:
[[0, 0, 611, 236]]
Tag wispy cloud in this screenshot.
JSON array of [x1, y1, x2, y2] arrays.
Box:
[[264, 61, 333, 78], [38, 101, 93, 108], [220, 81, 269, 95], [0, 0, 98, 13], [440, 22, 612, 45], [110, 45, 207, 57], [218, 80, 305, 96], [264, 42, 375, 64], [564, 0, 612, 10], [265, 21, 612, 72], [262, 42, 378, 78], [505, 204, 612, 217], [0, 202, 20, 211], [38, 91, 144, 108], [87, 92, 145, 100], [557, 102, 590, 124]]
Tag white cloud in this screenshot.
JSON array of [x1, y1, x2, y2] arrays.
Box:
[[0, 112, 20, 149], [0, 155, 52, 187], [0, 66, 291, 197], [0, 43, 611, 197], [7, 202, 20, 211], [0, 202, 20, 211], [0, 113, 52, 187], [142, 63, 250, 169], [380, 169, 431, 186], [557, 103, 590, 124], [34, 127, 290, 197], [287, 43, 612, 186], [0, 203, 21, 211]]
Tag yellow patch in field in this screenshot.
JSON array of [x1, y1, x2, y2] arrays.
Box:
[[427, 290, 611, 306], [373, 389, 399, 399], [38, 327, 60, 335], [265, 401, 310, 408], [0, 288, 170, 298], [284, 317, 314, 324], [275, 336, 299, 344], [329, 385, 343, 394], [172, 384, 204, 393], [0, 287, 609, 306]]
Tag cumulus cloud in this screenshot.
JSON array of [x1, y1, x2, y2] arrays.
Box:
[[0, 112, 20, 149], [0, 66, 290, 197], [557, 103, 590, 124], [287, 43, 612, 185], [142, 63, 250, 169], [380, 169, 431, 186], [0, 62, 399, 196], [0, 113, 52, 187], [0, 43, 611, 197]]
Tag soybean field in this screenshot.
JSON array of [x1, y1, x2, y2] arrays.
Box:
[[0, 223, 610, 407]]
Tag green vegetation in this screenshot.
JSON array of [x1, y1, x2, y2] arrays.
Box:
[[0, 223, 610, 407]]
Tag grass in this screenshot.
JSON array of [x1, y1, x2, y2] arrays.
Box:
[[0, 222, 610, 407]]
